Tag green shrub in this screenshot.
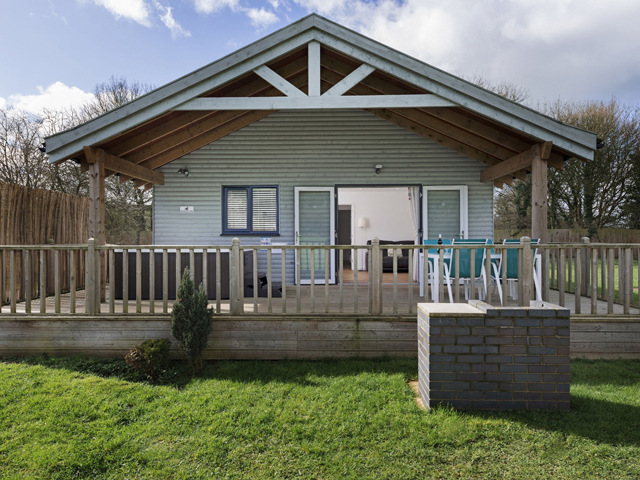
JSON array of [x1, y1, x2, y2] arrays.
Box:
[[171, 268, 214, 375], [124, 338, 171, 381]]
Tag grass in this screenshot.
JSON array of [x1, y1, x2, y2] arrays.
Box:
[[0, 357, 639, 479], [551, 258, 639, 304]]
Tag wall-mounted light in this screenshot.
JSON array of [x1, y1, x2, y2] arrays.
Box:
[[178, 168, 189, 177], [375, 164, 383, 174]]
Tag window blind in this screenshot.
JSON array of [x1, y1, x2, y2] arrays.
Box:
[[226, 189, 248, 230], [252, 187, 277, 231]]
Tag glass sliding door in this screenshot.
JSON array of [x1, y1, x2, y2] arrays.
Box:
[[294, 187, 336, 284]]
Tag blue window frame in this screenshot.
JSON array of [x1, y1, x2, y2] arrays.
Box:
[[222, 186, 279, 235]]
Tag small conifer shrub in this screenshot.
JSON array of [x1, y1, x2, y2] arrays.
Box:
[[171, 268, 214, 375], [124, 338, 171, 382]]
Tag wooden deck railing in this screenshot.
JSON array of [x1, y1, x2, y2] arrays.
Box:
[[1, 237, 639, 316]]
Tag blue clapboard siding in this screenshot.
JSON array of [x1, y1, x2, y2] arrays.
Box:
[[153, 109, 493, 277]]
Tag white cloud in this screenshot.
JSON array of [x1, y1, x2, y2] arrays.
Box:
[[88, 0, 152, 26], [293, 0, 640, 103], [193, 0, 239, 14], [245, 7, 279, 30], [2, 82, 94, 114], [155, 2, 191, 38]]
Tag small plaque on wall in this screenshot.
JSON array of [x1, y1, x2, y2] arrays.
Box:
[[180, 206, 194, 213]]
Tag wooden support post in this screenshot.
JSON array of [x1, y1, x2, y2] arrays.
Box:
[[371, 238, 382, 315], [581, 237, 590, 297], [531, 143, 551, 302], [84, 147, 106, 302], [520, 237, 533, 307], [230, 238, 242, 315]]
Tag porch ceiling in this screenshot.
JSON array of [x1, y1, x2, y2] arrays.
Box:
[[71, 44, 572, 190]]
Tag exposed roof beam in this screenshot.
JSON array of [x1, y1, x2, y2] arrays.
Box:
[[253, 65, 306, 97], [83, 147, 164, 185], [320, 53, 566, 169], [308, 41, 321, 96], [481, 142, 552, 183], [175, 94, 456, 111], [369, 108, 520, 173], [139, 110, 275, 171], [323, 64, 375, 97]]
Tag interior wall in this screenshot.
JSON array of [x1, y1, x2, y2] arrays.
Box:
[[339, 187, 416, 269]]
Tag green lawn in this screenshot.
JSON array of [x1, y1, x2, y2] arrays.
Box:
[[551, 258, 639, 304], [1, 357, 639, 479]]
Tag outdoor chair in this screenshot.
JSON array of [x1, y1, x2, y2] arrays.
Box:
[[449, 239, 491, 300], [424, 239, 453, 302], [492, 239, 540, 305]]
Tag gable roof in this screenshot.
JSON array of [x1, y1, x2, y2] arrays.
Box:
[[45, 14, 597, 183]]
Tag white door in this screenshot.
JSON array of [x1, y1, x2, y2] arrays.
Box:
[[294, 187, 336, 284], [423, 186, 468, 240]]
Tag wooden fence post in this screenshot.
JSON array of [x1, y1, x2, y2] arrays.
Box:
[[520, 236, 532, 307], [230, 238, 242, 315], [86, 238, 96, 316], [372, 238, 382, 315]]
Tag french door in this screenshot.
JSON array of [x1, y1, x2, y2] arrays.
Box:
[[423, 186, 468, 240], [294, 187, 336, 284]]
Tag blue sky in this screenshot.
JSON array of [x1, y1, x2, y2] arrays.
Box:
[[1, 0, 639, 113]]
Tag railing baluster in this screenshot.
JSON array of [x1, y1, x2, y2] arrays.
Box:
[[500, 248, 506, 305], [40, 250, 46, 314], [175, 248, 181, 299], [575, 247, 582, 314], [324, 247, 329, 314], [123, 249, 129, 314], [162, 249, 168, 313], [451, 249, 460, 303], [9, 250, 15, 313], [189, 249, 195, 282], [368, 247, 373, 313], [625, 247, 632, 314], [253, 248, 258, 313], [339, 249, 344, 313], [24, 249, 31, 314], [70, 250, 76, 314], [439, 247, 444, 303], [296, 247, 301, 314], [136, 249, 142, 314], [408, 249, 413, 314], [203, 248, 208, 301], [353, 247, 358, 314], [108, 249, 114, 314], [551, 249, 556, 289], [591, 248, 598, 314], [517, 248, 523, 301], [267, 248, 272, 314], [54, 250, 61, 314], [149, 249, 155, 314], [485, 246, 492, 305], [0, 251, 4, 311], [567, 249, 572, 293], [310, 247, 315, 314], [423, 247, 429, 301], [281, 249, 286, 314], [559, 248, 566, 307], [216, 248, 221, 314], [393, 248, 398, 314], [608, 248, 614, 314], [618, 248, 624, 304], [637, 248, 640, 309], [543, 249, 550, 302], [600, 247, 606, 300], [239, 248, 245, 308], [469, 247, 475, 302]]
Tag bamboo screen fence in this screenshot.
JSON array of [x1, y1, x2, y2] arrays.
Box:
[[0, 183, 90, 304]]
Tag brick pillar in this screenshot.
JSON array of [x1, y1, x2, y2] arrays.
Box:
[[417, 301, 570, 410]]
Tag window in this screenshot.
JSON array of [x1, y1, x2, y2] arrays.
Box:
[[223, 186, 279, 234]]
